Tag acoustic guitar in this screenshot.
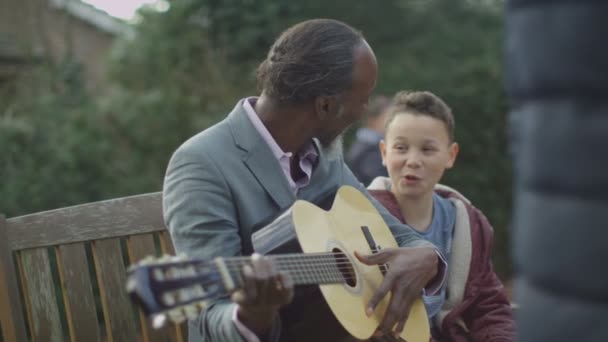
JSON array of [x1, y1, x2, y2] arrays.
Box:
[[126, 185, 429, 341]]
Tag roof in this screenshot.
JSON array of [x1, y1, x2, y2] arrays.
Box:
[[50, 0, 133, 37]]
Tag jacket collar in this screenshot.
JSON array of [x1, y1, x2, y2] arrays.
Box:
[[226, 99, 295, 209]]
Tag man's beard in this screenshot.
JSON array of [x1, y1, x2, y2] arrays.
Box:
[[322, 134, 343, 160]]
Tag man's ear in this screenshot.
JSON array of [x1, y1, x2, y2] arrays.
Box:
[[314, 95, 339, 121], [446, 142, 459, 169]]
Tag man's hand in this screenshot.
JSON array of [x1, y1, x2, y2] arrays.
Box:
[[231, 253, 294, 336], [355, 246, 438, 338]]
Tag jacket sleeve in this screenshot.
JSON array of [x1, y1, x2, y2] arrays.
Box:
[[163, 145, 281, 342], [463, 208, 516, 342]]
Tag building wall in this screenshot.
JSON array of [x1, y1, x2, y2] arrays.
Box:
[[0, 0, 127, 91]]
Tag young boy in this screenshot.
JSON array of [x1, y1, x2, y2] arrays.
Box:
[[367, 91, 515, 341]]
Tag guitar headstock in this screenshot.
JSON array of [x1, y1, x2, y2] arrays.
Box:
[[126, 254, 229, 326]]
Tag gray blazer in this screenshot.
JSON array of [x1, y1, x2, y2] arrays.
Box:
[[163, 99, 431, 342]]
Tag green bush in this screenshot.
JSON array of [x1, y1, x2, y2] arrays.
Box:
[[0, 61, 113, 215]]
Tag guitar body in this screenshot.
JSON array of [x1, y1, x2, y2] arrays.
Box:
[[290, 186, 429, 342]]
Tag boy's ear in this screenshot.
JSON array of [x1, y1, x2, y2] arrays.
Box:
[[379, 140, 387, 166], [446, 142, 459, 169]]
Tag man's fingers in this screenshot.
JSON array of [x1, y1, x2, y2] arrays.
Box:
[[366, 276, 393, 316], [393, 319, 406, 339], [251, 253, 270, 279], [278, 272, 293, 290], [376, 290, 405, 336], [354, 249, 393, 266], [231, 289, 246, 304], [251, 254, 275, 302], [241, 264, 257, 303], [278, 272, 294, 305], [392, 293, 415, 337], [234, 255, 294, 316], [392, 302, 411, 339]]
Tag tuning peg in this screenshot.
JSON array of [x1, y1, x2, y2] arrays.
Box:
[[162, 293, 176, 306], [179, 288, 194, 302], [159, 254, 172, 262], [192, 285, 206, 297], [184, 305, 199, 320], [152, 314, 167, 329], [127, 255, 155, 271], [172, 254, 187, 261], [139, 255, 156, 265], [153, 268, 165, 281], [168, 308, 186, 324]]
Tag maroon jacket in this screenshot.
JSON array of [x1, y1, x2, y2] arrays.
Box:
[[368, 185, 515, 341]]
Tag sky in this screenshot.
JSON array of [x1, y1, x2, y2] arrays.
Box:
[[81, 0, 160, 20]]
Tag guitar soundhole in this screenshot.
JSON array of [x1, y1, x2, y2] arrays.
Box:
[[332, 248, 356, 287]]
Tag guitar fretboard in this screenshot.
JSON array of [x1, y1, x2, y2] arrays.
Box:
[[222, 252, 351, 288]]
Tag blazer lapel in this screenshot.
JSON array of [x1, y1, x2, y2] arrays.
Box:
[[243, 145, 295, 210], [227, 100, 295, 210], [298, 139, 339, 206]]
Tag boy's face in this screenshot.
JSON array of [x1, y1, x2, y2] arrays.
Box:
[[380, 113, 458, 199]]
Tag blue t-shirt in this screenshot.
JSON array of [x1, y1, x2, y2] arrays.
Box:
[[421, 192, 456, 319]]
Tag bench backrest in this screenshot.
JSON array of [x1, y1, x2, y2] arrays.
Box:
[[0, 193, 186, 342]]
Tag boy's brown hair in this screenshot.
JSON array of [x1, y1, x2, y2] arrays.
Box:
[[385, 90, 455, 142]]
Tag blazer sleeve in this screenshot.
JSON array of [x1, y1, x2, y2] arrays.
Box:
[[163, 146, 281, 342], [463, 208, 516, 341]]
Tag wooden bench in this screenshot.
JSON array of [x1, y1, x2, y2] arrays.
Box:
[[0, 192, 187, 342]]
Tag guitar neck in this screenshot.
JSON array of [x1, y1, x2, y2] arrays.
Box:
[[217, 252, 350, 290]]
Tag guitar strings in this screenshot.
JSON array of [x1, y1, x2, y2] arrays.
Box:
[[222, 267, 384, 284], [221, 252, 385, 270], [220, 247, 383, 263], [158, 249, 390, 285], [222, 250, 384, 265], [220, 249, 388, 283], [178, 257, 384, 285]]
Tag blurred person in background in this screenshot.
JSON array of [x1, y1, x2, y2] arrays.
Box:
[[346, 95, 391, 186]]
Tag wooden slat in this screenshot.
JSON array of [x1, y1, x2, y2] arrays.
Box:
[[158, 231, 186, 342], [0, 215, 28, 342], [6, 192, 164, 250], [92, 238, 138, 342], [159, 231, 176, 255], [127, 234, 159, 263], [16, 256, 34, 340], [56, 243, 101, 342], [19, 248, 65, 342], [171, 321, 186, 342], [127, 234, 172, 342], [172, 313, 187, 342]]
